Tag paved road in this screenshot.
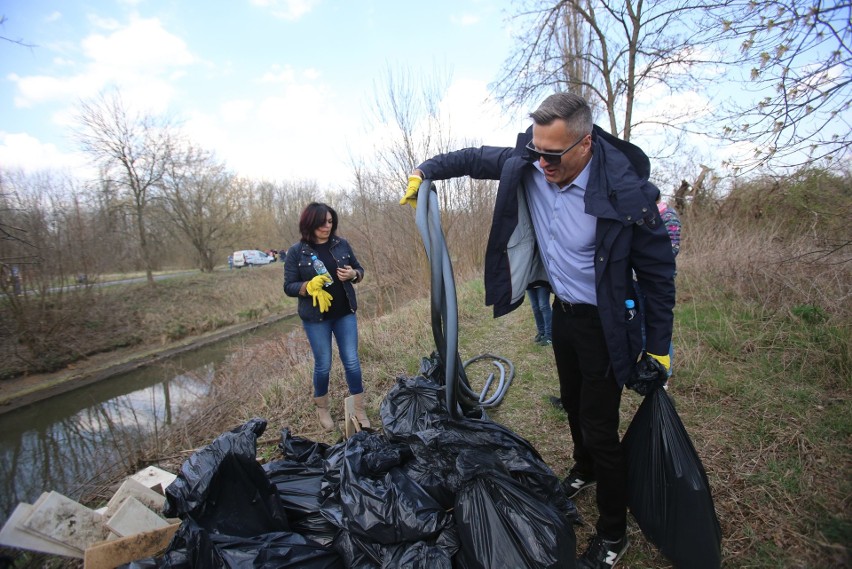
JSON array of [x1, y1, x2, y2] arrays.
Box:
[[89, 270, 200, 289], [3, 269, 206, 297]]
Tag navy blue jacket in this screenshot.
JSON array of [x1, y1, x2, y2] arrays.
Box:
[[283, 236, 364, 322], [418, 125, 675, 386]]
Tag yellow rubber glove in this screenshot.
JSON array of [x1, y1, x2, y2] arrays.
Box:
[[306, 274, 333, 312], [306, 274, 332, 295], [648, 353, 671, 372], [399, 174, 422, 209], [312, 288, 333, 313]]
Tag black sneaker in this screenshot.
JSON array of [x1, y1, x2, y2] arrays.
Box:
[[562, 467, 596, 498], [578, 534, 630, 568], [534, 333, 543, 344]]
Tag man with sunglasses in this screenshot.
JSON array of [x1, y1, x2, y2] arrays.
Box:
[[401, 92, 675, 569]]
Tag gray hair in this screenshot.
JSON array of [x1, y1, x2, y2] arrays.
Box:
[[530, 92, 593, 137]]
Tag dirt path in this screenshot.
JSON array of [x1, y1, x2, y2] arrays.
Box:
[[0, 312, 294, 415]]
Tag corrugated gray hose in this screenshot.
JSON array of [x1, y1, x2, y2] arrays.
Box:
[[414, 180, 515, 419]]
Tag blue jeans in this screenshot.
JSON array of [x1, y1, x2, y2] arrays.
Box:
[[526, 287, 553, 338], [302, 313, 363, 397]]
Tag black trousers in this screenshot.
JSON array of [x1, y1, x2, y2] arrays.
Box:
[[552, 299, 627, 541]]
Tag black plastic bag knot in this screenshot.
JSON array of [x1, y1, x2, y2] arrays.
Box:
[[627, 353, 667, 396]]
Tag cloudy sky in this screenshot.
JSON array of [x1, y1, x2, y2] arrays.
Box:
[[1, 0, 533, 185]]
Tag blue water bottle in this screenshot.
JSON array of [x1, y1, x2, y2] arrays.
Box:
[[311, 255, 332, 287], [625, 299, 637, 320]]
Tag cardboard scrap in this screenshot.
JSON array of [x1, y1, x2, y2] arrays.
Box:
[[83, 522, 179, 569]]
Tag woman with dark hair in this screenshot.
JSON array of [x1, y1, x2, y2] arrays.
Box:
[[283, 202, 368, 432]]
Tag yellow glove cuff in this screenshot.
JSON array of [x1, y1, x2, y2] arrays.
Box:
[[400, 175, 422, 208], [648, 353, 671, 371]]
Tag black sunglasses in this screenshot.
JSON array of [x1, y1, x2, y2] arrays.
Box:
[[525, 134, 587, 165]]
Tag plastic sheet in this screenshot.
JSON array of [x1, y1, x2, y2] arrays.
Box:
[[622, 388, 722, 568]]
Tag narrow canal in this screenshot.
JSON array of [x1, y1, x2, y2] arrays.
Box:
[[0, 316, 300, 528]]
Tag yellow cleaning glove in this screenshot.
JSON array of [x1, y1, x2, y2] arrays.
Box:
[[647, 352, 671, 371], [399, 174, 422, 209], [312, 288, 333, 313], [306, 274, 333, 313]]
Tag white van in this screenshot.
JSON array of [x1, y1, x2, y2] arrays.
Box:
[[232, 250, 274, 268]]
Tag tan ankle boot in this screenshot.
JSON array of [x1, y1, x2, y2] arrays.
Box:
[[352, 392, 371, 429], [314, 395, 334, 432]]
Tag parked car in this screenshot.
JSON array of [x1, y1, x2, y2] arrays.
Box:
[[232, 250, 275, 268]]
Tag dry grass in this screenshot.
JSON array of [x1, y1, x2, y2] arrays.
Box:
[[0, 265, 292, 379], [161, 192, 852, 564], [9, 172, 851, 567]]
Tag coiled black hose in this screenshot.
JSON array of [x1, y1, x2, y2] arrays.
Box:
[[414, 180, 514, 418]]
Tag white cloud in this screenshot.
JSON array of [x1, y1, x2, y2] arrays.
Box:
[[260, 64, 297, 84], [250, 0, 320, 21], [438, 78, 528, 144], [184, 75, 357, 182], [0, 132, 91, 175], [81, 16, 194, 71], [451, 14, 480, 26], [10, 16, 195, 116], [8, 17, 197, 122]]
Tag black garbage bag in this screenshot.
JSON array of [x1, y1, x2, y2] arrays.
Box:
[[278, 427, 331, 466], [453, 451, 576, 569], [622, 388, 722, 569], [626, 352, 668, 396], [379, 375, 450, 441], [163, 418, 289, 537], [321, 431, 451, 546], [263, 458, 339, 546], [158, 518, 344, 569], [264, 459, 326, 522], [380, 525, 459, 569], [332, 524, 459, 569], [405, 417, 579, 521]]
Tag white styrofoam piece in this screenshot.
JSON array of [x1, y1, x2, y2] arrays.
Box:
[[105, 477, 166, 518], [0, 503, 84, 558], [129, 466, 177, 491], [105, 496, 170, 537], [20, 491, 107, 552]]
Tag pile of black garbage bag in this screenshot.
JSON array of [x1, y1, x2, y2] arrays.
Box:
[[126, 360, 580, 568]]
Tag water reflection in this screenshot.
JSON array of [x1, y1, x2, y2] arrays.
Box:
[[0, 362, 214, 527]]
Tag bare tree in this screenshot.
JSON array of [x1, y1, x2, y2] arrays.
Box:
[[715, 0, 851, 170], [336, 66, 500, 315], [74, 89, 176, 285], [493, 0, 722, 142], [161, 145, 243, 272]]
